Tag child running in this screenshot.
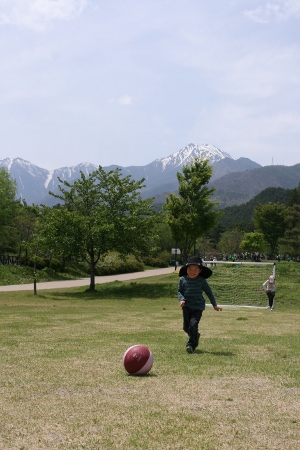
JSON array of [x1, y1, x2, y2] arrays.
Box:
[[178, 256, 222, 353]]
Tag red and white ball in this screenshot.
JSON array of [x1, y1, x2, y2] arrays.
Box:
[[123, 344, 153, 375]]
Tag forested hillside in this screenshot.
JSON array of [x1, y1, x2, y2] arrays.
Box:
[[218, 187, 292, 231], [210, 164, 300, 207]]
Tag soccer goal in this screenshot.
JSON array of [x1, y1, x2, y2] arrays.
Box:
[[202, 260, 276, 308]]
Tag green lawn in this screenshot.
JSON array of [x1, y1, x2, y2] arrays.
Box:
[[0, 265, 299, 449]]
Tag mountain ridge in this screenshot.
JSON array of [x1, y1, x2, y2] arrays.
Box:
[[0, 143, 243, 205], [1, 143, 299, 207], [210, 163, 300, 207]]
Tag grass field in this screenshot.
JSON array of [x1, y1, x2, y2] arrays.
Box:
[[0, 264, 300, 449]]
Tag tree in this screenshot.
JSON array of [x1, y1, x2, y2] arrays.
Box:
[[196, 235, 216, 259], [150, 219, 174, 255], [0, 168, 19, 253], [15, 204, 38, 261], [37, 166, 157, 291], [254, 202, 287, 256], [279, 204, 300, 257], [37, 205, 82, 266], [240, 232, 267, 254], [287, 183, 300, 207], [164, 158, 221, 261], [216, 228, 244, 255]]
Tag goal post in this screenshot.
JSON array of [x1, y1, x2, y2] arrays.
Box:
[[202, 260, 276, 308]]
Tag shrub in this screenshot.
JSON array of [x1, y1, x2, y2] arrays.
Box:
[[27, 257, 48, 270], [39, 267, 56, 279], [96, 252, 144, 275], [142, 255, 169, 268], [47, 258, 64, 272], [25, 257, 64, 272]]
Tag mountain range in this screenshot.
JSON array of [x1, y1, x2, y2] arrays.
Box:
[[1, 143, 299, 208]]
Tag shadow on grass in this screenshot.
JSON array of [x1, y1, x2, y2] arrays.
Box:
[[48, 281, 177, 301], [195, 350, 236, 357], [125, 372, 158, 378]]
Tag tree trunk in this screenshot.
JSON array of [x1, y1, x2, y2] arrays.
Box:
[[89, 258, 96, 291]]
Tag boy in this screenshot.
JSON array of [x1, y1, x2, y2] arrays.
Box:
[[178, 256, 222, 353]]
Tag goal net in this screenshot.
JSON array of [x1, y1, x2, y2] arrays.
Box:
[[202, 261, 276, 308]]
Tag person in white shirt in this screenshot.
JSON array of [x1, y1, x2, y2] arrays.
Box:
[[263, 275, 276, 311]]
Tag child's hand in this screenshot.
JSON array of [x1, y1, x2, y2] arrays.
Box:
[[214, 305, 222, 311], [180, 300, 185, 308]]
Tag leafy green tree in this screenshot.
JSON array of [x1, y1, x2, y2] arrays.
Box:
[[150, 219, 174, 256], [0, 168, 19, 253], [216, 229, 244, 255], [254, 202, 287, 256], [196, 235, 216, 259], [207, 223, 225, 249], [15, 204, 38, 261], [240, 232, 267, 254], [287, 183, 300, 207], [164, 158, 220, 261], [37, 166, 157, 291], [37, 205, 81, 266], [279, 204, 300, 257]]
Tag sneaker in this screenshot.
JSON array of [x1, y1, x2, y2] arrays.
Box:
[[186, 345, 194, 354]]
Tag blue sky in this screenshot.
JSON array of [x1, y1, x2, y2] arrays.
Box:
[[0, 0, 300, 170]]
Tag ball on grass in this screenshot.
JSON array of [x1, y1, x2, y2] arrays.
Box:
[[123, 344, 153, 375]]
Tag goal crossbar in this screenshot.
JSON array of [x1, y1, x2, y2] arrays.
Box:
[[203, 261, 275, 267]]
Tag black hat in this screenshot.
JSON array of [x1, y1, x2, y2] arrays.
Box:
[[179, 256, 212, 279]]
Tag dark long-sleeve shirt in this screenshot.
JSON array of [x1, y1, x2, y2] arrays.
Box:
[[178, 275, 217, 310]]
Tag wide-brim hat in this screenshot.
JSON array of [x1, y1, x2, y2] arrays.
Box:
[[179, 256, 212, 279]]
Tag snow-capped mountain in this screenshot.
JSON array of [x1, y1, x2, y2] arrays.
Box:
[[0, 143, 259, 205], [0, 157, 50, 204], [109, 143, 237, 189], [0, 157, 98, 204], [45, 163, 98, 193], [158, 143, 232, 171]]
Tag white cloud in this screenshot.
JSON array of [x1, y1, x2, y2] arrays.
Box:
[[244, 0, 300, 23], [108, 96, 133, 106], [0, 0, 87, 30], [118, 95, 133, 106]]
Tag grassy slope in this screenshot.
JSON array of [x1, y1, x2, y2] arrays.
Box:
[[0, 264, 89, 286], [0, 265, 299, 449]]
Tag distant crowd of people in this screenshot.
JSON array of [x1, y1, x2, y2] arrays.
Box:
[[204, 252, 300, 263], [275, 254, 300, 262], [221, 252, 265, 262]]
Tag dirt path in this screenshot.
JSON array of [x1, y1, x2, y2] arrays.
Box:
[[0, 267, 176, 292]]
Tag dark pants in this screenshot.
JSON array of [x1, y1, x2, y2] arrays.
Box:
[[182, 307, 203, 350], [267, 292, 275, 309]]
